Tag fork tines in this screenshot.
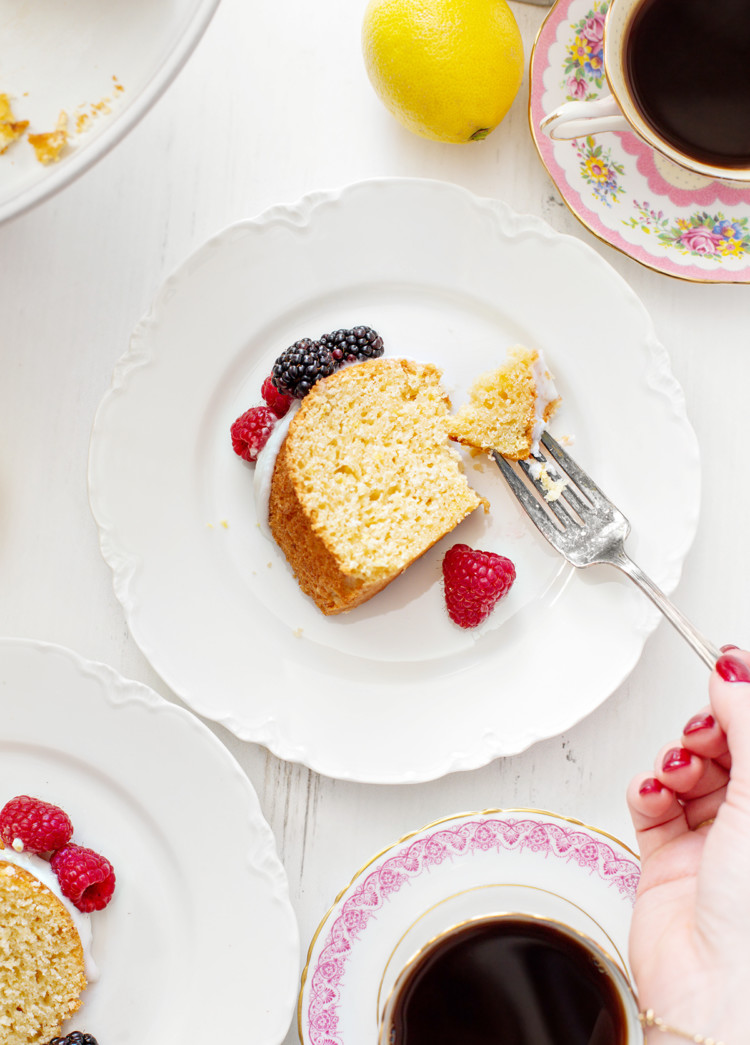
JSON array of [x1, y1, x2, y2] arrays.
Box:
[[491, 431, 624, 540], [537, 432, 608, 506], [493, 433, 720, 668]]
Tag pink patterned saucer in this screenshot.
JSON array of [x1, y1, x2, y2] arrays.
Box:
[[298, 809, 639, 1045], [529, 0, 750, 283]]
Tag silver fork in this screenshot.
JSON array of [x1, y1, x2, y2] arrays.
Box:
[[493, 432, 721, 669]]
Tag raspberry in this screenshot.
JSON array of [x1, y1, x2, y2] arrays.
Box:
[[319, 325, 384, 364], [0, 795, 73, 855], [442, 544, 516, 629], [51, 843, 116, 913], [260, 375, 293, 418], [271, 337, 337, 398], [230, 405, 277, 462], [48, 1034, 99, 1045]]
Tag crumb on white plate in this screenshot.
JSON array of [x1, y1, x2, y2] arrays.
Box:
[[28, 111, 68, 165]]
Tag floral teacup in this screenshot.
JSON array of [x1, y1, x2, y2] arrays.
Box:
[[541, 0, 750, 187]]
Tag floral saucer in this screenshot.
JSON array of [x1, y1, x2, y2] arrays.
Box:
[[298, 809, 640, 1044], [529, 0, 750, 282]]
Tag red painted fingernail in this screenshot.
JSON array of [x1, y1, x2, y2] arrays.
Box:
[[662, 747, 692, 772], [721, 644, 739, 652], [638, 777, 665, 796], [716, 653, 750, 684], [683, 713, 715, 735]]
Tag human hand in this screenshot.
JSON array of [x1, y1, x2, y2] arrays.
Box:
[[627, 647, 750, 1044]]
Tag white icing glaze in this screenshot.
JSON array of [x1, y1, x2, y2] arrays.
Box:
[[0, 845, 99, 982], [530, 349, 560, 456], [253, 400, 300, 541]]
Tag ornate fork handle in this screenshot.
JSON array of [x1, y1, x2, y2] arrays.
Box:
[[609, 547, 721, 669]]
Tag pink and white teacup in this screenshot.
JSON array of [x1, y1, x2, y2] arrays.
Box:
[[541, 0, 750, 187]]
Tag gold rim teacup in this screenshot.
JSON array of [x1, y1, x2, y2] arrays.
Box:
[[378, 911, 644, 1044], [541, 0, 750, 186]]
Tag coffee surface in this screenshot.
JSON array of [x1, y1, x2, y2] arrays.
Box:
[[626, 0, 750, 167], [389, 918, 626, 1045]]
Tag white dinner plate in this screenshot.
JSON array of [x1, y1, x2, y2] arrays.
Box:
[[0, 0, 220, 224], [88, 177, 700, 784], [299, 809, 640, 1045], [0, 637, 299, 1044]]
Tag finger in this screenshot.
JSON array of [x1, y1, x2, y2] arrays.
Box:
[[709, 650, 750, 809], [681, 706, 731, 770], [654, 742, 729, 800], [653, 743, 703, 791], [681, 783, 727, 831], [627, 773, 686, 862]]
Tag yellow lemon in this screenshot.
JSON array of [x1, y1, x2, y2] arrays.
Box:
[[362, 0, 524, 144]]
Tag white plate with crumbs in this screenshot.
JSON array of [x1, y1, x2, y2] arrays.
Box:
[[0, 0, 220, 224], [88, 177, 700, 784], [0, 638, 299, 1044]]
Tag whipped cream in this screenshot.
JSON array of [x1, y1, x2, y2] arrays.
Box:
[[0, 845, 99, 982]]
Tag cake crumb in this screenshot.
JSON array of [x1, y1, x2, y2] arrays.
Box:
[[74, 78, 124, 135], [28, 111, 68, 164], [220, 519, 229, 529], [0, 94, 29, 154], [3, 77, 124, 164], [293, 627, 303, 638], [528, 458, 568, 502]]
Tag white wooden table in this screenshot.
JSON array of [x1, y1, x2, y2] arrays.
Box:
[[1, 1, 748, 1040]]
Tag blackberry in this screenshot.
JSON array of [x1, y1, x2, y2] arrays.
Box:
[[48, 1034, 99, 1045], [271, 338, 337, 398], [319, 325, 384, 364]]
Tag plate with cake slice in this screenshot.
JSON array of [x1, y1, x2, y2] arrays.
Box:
[[0, 638, 299, 1044], [88, 177, 700, 783]]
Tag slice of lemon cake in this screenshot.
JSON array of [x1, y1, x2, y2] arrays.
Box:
[[0, 854, 87, 1044], [268, 357, 485, 614], [448, 345, 560, 460]]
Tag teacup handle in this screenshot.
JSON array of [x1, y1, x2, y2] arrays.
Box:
[[541, 94, 630, 140]]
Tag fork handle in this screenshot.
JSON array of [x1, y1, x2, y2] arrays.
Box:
[[611, 550, 722, 669]]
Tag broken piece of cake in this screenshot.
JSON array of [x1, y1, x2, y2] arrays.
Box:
[[448, 345, 560, 460]]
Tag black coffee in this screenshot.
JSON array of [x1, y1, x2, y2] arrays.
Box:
[[625, 0, 750, 168], [389, 918, 627, 1045]]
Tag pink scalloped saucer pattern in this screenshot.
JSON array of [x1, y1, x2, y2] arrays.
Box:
[[529, 0, 750, 282], [303, 814, 640, 1045]]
